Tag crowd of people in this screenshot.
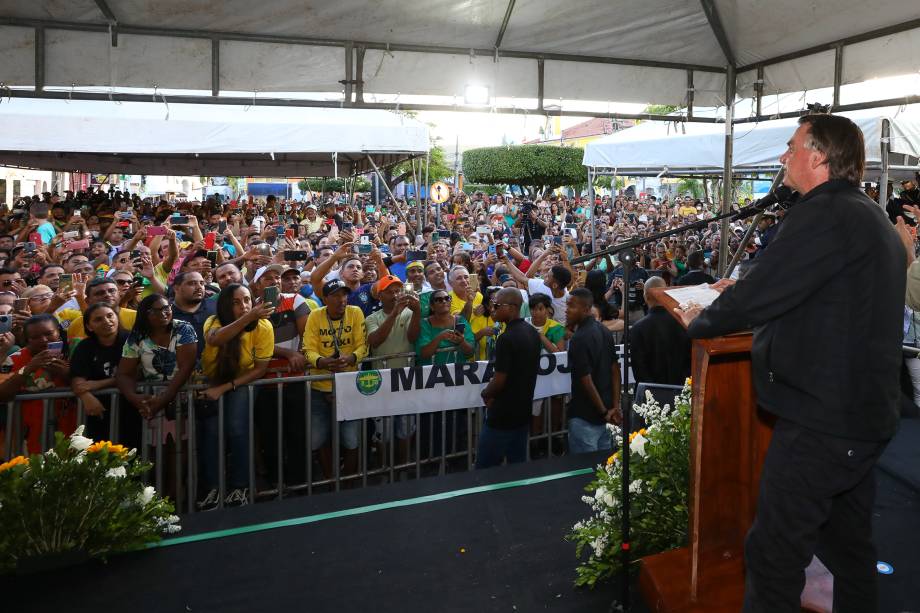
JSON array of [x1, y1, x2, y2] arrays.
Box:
[[0, 169, 916, 510]]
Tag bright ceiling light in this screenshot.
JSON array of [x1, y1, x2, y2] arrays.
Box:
[[464, 84, 490, 106]]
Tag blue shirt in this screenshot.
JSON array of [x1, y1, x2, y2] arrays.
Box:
[[37, 221, 57, 245]]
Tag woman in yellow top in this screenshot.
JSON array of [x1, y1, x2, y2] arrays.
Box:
[[198, 283, 275, 509]]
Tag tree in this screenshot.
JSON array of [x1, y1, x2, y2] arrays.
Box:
[[463, 145, 587, 198], [676, 179, 705, 199], [297, 177, 370, 195], [380, 143, 452, 193], [643, 104, 680, 116]]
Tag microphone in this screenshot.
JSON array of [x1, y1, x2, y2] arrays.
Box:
[[732, 167, 794, 220]]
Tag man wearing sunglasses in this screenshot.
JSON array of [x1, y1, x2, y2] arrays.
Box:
[[476, 288, 540, 469]]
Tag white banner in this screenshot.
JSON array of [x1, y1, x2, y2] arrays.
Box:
[[334, 352, 571, 421]]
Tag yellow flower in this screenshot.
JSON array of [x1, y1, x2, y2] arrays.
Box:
[[0, 455, 29, 473], [606, 452, 620, 466], [685, 377, 693, 387], [87, 441, 130, 456]]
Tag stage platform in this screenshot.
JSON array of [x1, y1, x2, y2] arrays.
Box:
[[7, 421, 920, 613]]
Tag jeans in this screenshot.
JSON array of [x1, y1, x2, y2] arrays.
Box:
[[199, 387, 250, 490], [475, 422, 529, 469], [310, 388, 360, 451], [567, 417, 612, 455]]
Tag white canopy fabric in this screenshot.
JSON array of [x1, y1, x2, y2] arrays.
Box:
[[0, 1, 918, 109], [583, 109, 920, 178], [0, 98, 429, 176]]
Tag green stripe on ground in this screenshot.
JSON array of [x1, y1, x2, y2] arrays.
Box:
[[149, 467, 595, 549]]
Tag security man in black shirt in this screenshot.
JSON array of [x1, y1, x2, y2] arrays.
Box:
[[477, 288, 541, 468], [678, 114, 905, 613]]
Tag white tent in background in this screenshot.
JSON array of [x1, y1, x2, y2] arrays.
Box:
[[0, 98, 429, 176], [583, 109, 920, 179]]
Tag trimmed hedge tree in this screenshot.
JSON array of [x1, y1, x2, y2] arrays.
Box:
[[463, 145, 587, 198]]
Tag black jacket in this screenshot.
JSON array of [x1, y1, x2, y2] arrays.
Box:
[[688, 179, 905, 441], [630, 306, 691, 385]]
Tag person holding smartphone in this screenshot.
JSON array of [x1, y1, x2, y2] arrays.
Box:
[[199, 284, 274, 508], [0, 314, 74, 454]]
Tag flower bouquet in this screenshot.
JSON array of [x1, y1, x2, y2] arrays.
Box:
[[568, 379, 692, 587], [0, 426, 180, 573]]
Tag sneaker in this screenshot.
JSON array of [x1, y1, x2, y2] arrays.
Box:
[[197, 488, 220, 511], [224, 488, 250, 507]]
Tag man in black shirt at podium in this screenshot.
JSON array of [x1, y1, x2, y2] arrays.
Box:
[[677, 114, 905, 613]]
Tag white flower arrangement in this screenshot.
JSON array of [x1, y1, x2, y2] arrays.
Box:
[[568, 378, 693, 587]]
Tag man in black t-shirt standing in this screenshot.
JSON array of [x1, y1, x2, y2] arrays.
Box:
[[565, 288, 621, 454], [477, 288, 541, 469]]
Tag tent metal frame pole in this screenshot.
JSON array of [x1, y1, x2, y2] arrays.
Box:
[[424, 151, 430, 228], [736, 95, 920, 124], [210, 38, 219, 97], [366, 153, 414, 237], [879, 118, 890, 209], [832, 45, 843, 109], [34, 27, 45, 92], [588, 168, 596, 252], [718, 64, 736, 279]]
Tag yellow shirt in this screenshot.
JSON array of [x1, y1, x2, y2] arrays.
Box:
[[678, 205, 698, 217], [302, 306, 368, 392], [201, 316, 274, 380], [55, 308, 83, 331], [449, 290, 482, 317], [66, 308, 137, 343]]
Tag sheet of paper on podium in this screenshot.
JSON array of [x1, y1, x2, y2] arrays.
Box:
[[664, 284, 721, 310]]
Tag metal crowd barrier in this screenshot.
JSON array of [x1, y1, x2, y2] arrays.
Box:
[[0, 348, 571, 515]]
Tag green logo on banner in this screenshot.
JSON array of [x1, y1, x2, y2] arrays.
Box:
[[356, 370, 383, 396]]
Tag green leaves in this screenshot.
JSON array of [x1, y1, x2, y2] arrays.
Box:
[[463, 145, 587, 196]]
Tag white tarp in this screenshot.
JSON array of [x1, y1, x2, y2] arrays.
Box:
[[583, 109, 920, 177], [0, 98, 429, 176], [0, 1, 918, 107]]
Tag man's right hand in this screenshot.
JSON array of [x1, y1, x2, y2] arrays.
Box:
[[710, 278, 736, 293]]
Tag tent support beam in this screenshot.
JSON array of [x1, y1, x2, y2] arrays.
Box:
[[588, 168, 596, 252], [343, 42, 354, 106], [366, 154, 414, 239], [537, 59, 545, 113], [0, 17, 726, 74], [686, 70, 694, 120], [718, 64, 736, 279], [699, 0, 736, 67], [832, 45, 843, 109], [495, 0, 516, 49], [735, 94, 920, 124], [34, 28, 44, 92], [754, 65, 764, 117], [211, 38, 220, 97], [879, 118, 890, 209], [355, 46, 366, 103], [737, 16, 920, 72], [1, 89, 721, 123]]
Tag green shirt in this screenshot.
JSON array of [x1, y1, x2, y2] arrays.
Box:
[[415, 316, 475, 365]]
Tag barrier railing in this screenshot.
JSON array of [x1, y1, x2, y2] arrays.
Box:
[[0, 348, 570, 514]]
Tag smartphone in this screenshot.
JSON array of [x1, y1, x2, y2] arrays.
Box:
[[262, 285, 279, 307], [397, 222, 406, 235], [117, 211, 132, 220], [284, 228, 295, 240], [147, 225, 167, 237], [488, 244, 497, 255], [46, 341, 63, 356], [454, 321, 466, 335], [553, 236, 563, 245], [343, 222, 354, 232], [67, 239, 90, 250], [218, 220, 227, 233], [0, 314, 11, 334], [461, 242, 473, 252], [171, 215, 189, 225], [60, 273, 73, 293], [284, 250, 309, 261], [203, 232, 216, 250], [72, 209, 81, 217], [407, 250, 427, 262], [206, 250, 218, 266], [116, 221, 130, 228], [365, 205, 375, 213], [476, 225, 491, 236], [61, 230, 79, 241], [274, 225, 285, 236], [14, 297, 28, 312], [131, 250, 141, 260], [438, 229, 450, 239]]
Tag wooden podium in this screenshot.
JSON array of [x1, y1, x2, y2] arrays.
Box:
[[638, 288, 832, 612]]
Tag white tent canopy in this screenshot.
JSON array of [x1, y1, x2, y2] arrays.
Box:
[[0, 98, 430, 176], [583, 109, 920, 178], [1, 1, 918, 117]]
